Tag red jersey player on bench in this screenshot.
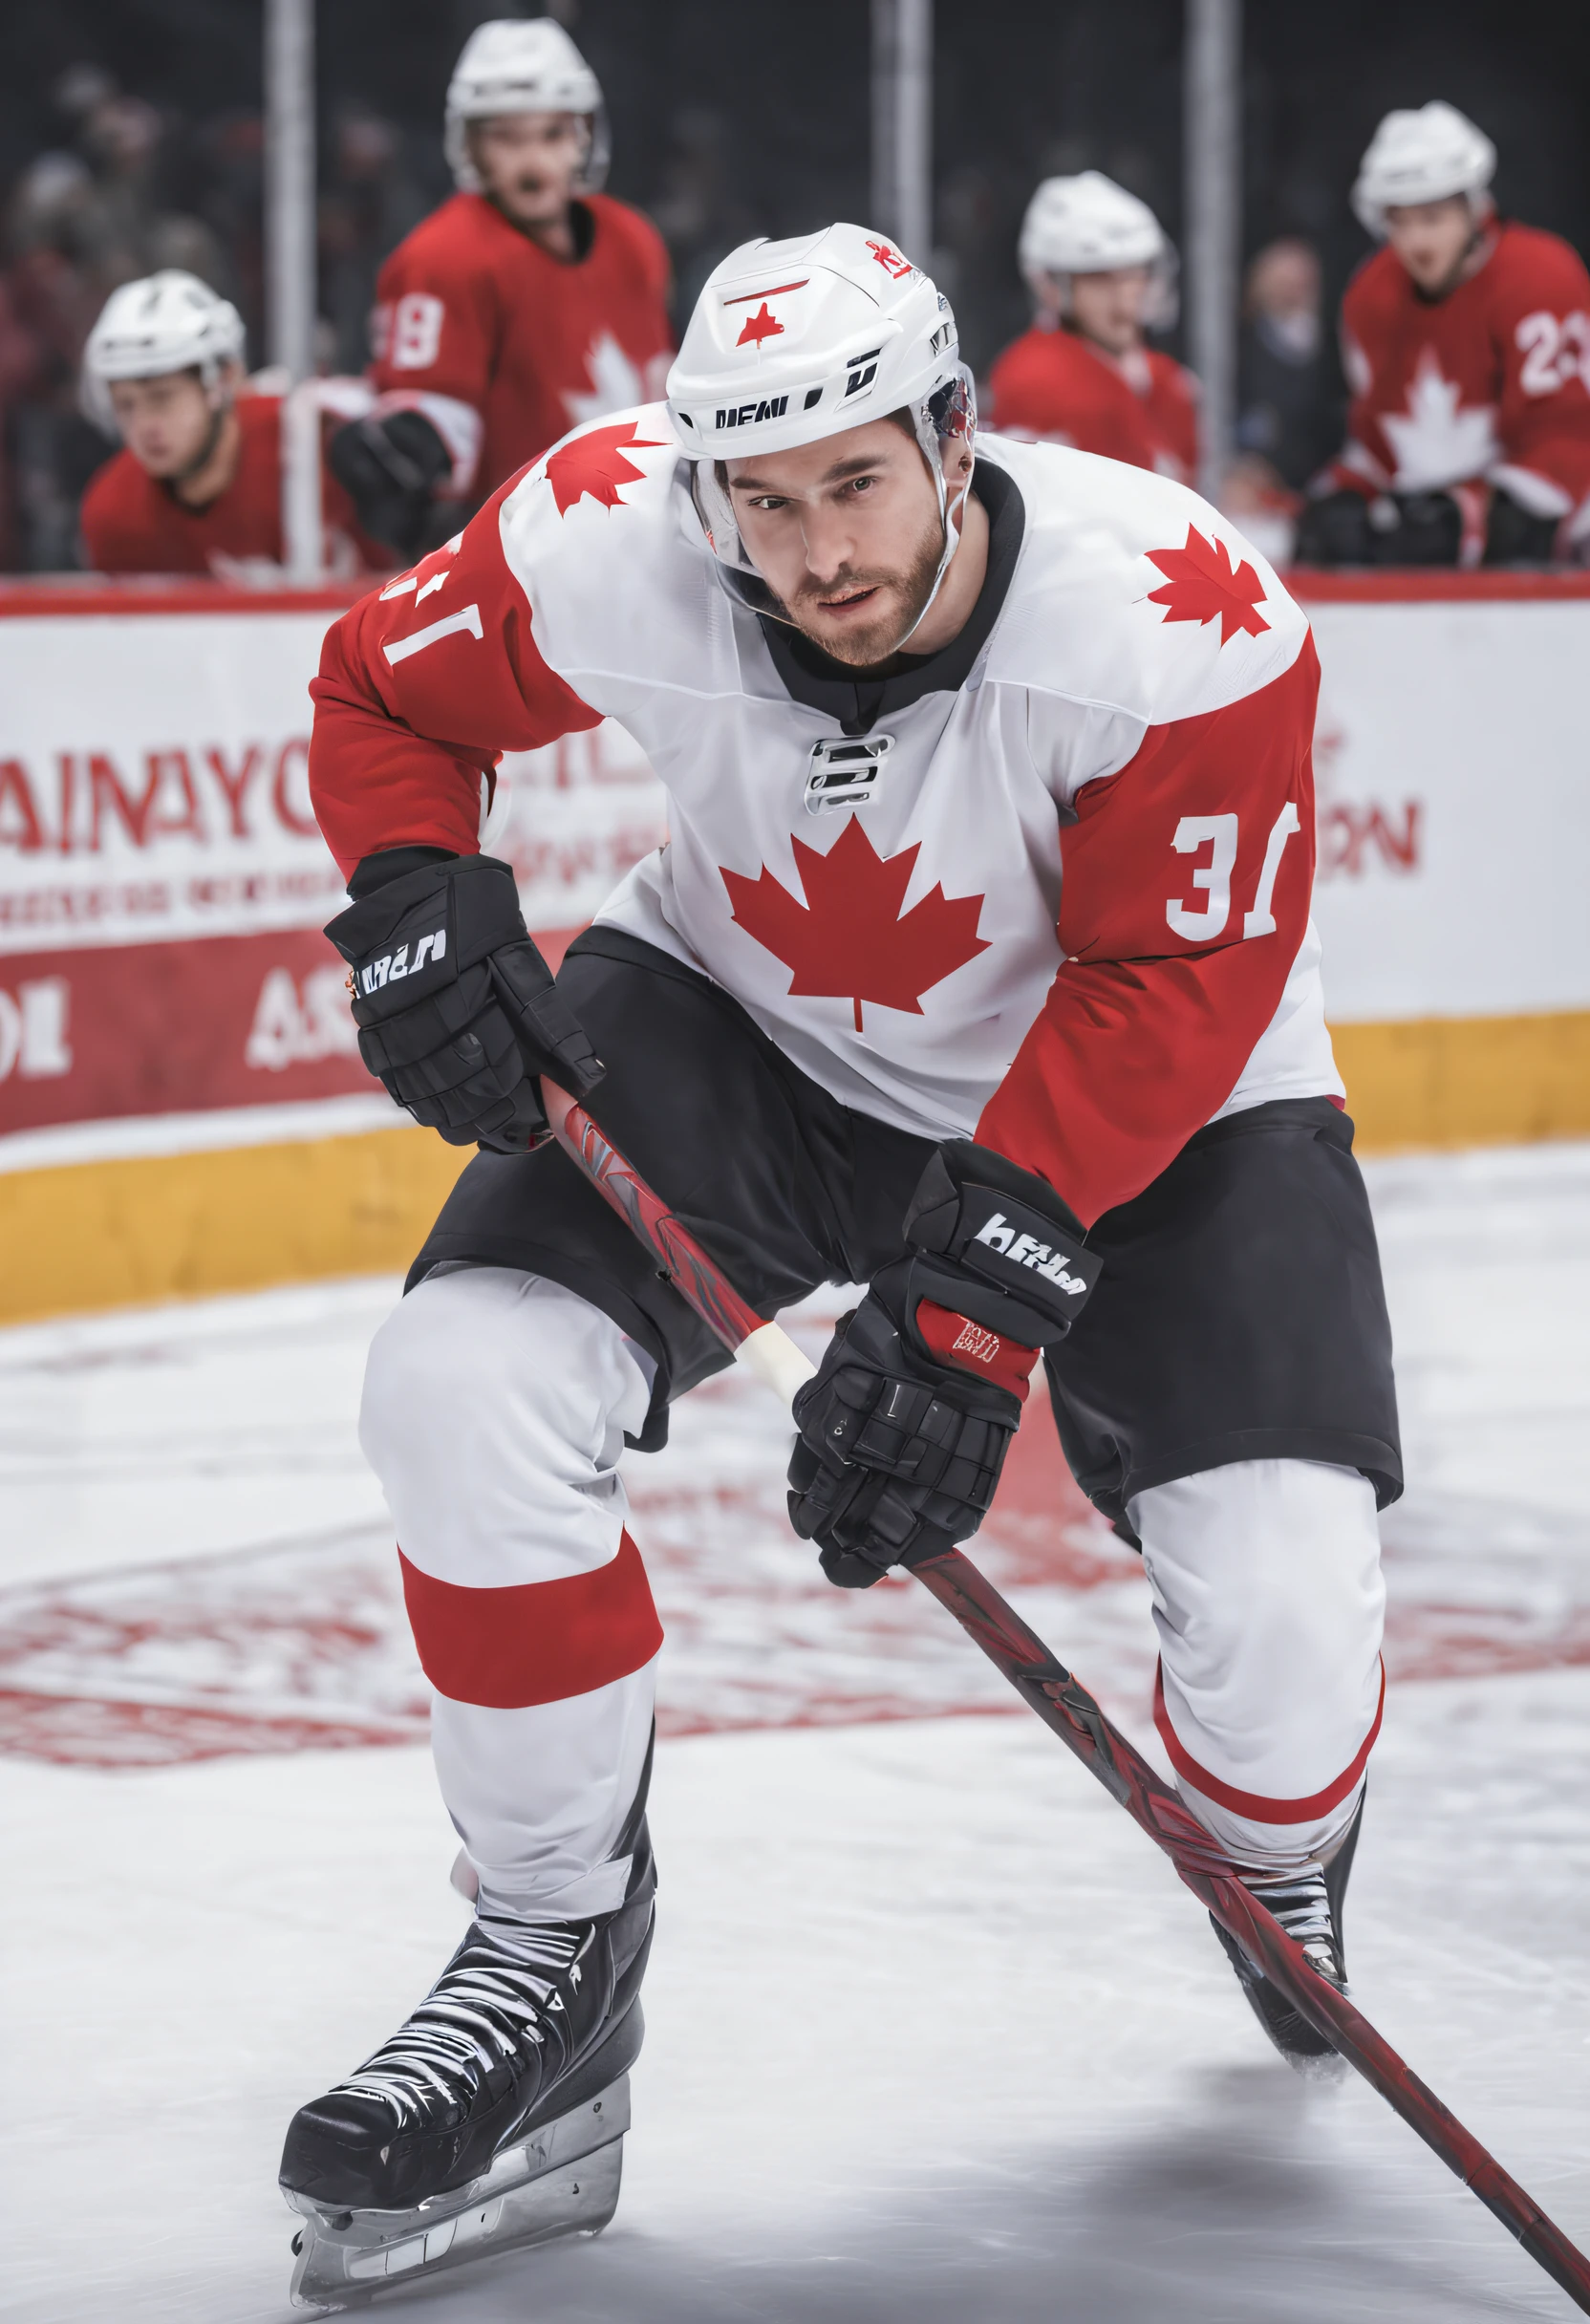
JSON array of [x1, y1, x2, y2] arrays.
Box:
[[1298, 101, 1590, 568], [986, 172, 1200, 485], [328, 17, 675, 562], [78, 271, 382, 580]]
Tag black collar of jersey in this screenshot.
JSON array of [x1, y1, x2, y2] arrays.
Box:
[[756, 462, 1025, 738]]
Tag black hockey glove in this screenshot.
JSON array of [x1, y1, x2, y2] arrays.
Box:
[[1483, 486, 1560, 566], [1292, 489, 1375, 567], [1377, 490, 1463, 566], [328, 409, 455, 559], [325, 851, 603, 1151], [788, 1142, 1100, 1588]]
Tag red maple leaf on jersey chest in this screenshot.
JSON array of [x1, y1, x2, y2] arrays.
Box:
[[545, 421, 665, 517], [720, 814, 990, 1031], [1146, 525, 1271, 644]]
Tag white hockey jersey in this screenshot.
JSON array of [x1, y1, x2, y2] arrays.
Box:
[[311, 409, 1340, 1226]]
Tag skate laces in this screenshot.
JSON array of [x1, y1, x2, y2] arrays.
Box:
[[1242, 1863, 1341, 1978], [329, 1924, 588, 2129]]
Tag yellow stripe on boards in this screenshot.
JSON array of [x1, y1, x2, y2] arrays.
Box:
[[2, 1008, 1589, 1326], [0, 1126, 469, 1327], [1333, 1010, 1590, 1153]]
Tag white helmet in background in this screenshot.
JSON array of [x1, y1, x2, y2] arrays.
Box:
[[1351, 102, 1496, 236], [1019, 171, 1179, 327], [80, 269, 246, 434], [666, 222, 974, 642], [445, 18, 610, 195]]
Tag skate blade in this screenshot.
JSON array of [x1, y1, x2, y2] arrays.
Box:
[[285, 2075, 629, 2312], [1240, 1986, 1350, 2083]]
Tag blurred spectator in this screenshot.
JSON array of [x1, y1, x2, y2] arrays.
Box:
[[649, 107, 760, 321], [319, 107, 431, 378], [1235, 238, 1343, 493], [192, 113, 267, 353], [1, 66, 237, 570], [937, 162, 1027, 377], [4, 153, 117, 570]]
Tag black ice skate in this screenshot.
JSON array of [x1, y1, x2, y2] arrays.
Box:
[[279, 1837, 654, 2310], [1212, 1797, 1363, 2079]]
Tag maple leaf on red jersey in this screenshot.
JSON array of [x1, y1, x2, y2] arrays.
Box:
[[544, 421, 665, 518], [721, 814, 989, 1032], [1146, 526, 1272, 645]]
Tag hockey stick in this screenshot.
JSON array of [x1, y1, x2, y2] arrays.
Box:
[[541, 1082, 1590, 2313]]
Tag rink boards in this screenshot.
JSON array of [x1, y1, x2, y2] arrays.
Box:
[[0, 571, 1586, 1319]]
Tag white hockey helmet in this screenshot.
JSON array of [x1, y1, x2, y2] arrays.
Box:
[[445, 19, 609, 195], [666, 223, 975, 642], [80, 269, 246, 433], [1351, 102, 1496, 236], [1018, 172, 1178, 327]]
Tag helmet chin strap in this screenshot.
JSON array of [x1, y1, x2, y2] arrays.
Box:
[[889, 451, 972, 654]]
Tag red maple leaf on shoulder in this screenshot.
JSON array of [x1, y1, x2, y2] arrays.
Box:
[[1145, 525, 1271, 644], [545, 420, 666, 517], [720, 814, 989, 1031]]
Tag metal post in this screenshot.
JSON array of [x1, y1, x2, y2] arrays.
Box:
[[871, 0, 934, 265], [1184, 0, 1241, 506], [266, 0, 323, 582]]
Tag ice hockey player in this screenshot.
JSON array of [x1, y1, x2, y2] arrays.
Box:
[[78, 271, 383, 579], [1298, 101, 1590, 566], [279, 223, 1398, 2301], [987, 172, 1200, 484], [328, 18, 674, 562]]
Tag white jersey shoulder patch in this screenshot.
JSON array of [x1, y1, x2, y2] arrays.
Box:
[[978, 433, 1309, 726], [496, 403, 729, 714]]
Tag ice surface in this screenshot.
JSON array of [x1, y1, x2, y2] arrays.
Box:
[[3, 1141, 1589, 2319]]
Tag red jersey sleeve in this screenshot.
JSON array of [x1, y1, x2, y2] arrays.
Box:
[[309, 475, 602, 877], [1491, 233, 1590, 511], [978, 640, 1320, 1227]]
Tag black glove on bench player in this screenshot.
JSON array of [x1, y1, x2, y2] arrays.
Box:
[[328, 409, 456, 561], [326, 851, 603, 1151], [788, 1141, 1100, 1588]]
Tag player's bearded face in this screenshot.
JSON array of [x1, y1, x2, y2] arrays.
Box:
[[471, 113, 589, 226], [726, 421, 948, 668]]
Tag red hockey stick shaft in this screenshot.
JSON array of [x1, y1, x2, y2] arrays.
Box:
[[542, 1084, 1590, 2313]]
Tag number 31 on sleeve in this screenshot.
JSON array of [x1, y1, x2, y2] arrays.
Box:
[[1166, 803, 1301, 944]]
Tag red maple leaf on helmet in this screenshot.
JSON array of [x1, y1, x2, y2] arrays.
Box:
[[545, 421, 666, 517], [736, 301, 784, 348], [720, 814, 989, 1031], [1145, 526, 1272, 644]]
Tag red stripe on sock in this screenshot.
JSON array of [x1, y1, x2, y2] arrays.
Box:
[[399, 1530, 662, 1710], [1152, 1657, 1385, 1823]]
